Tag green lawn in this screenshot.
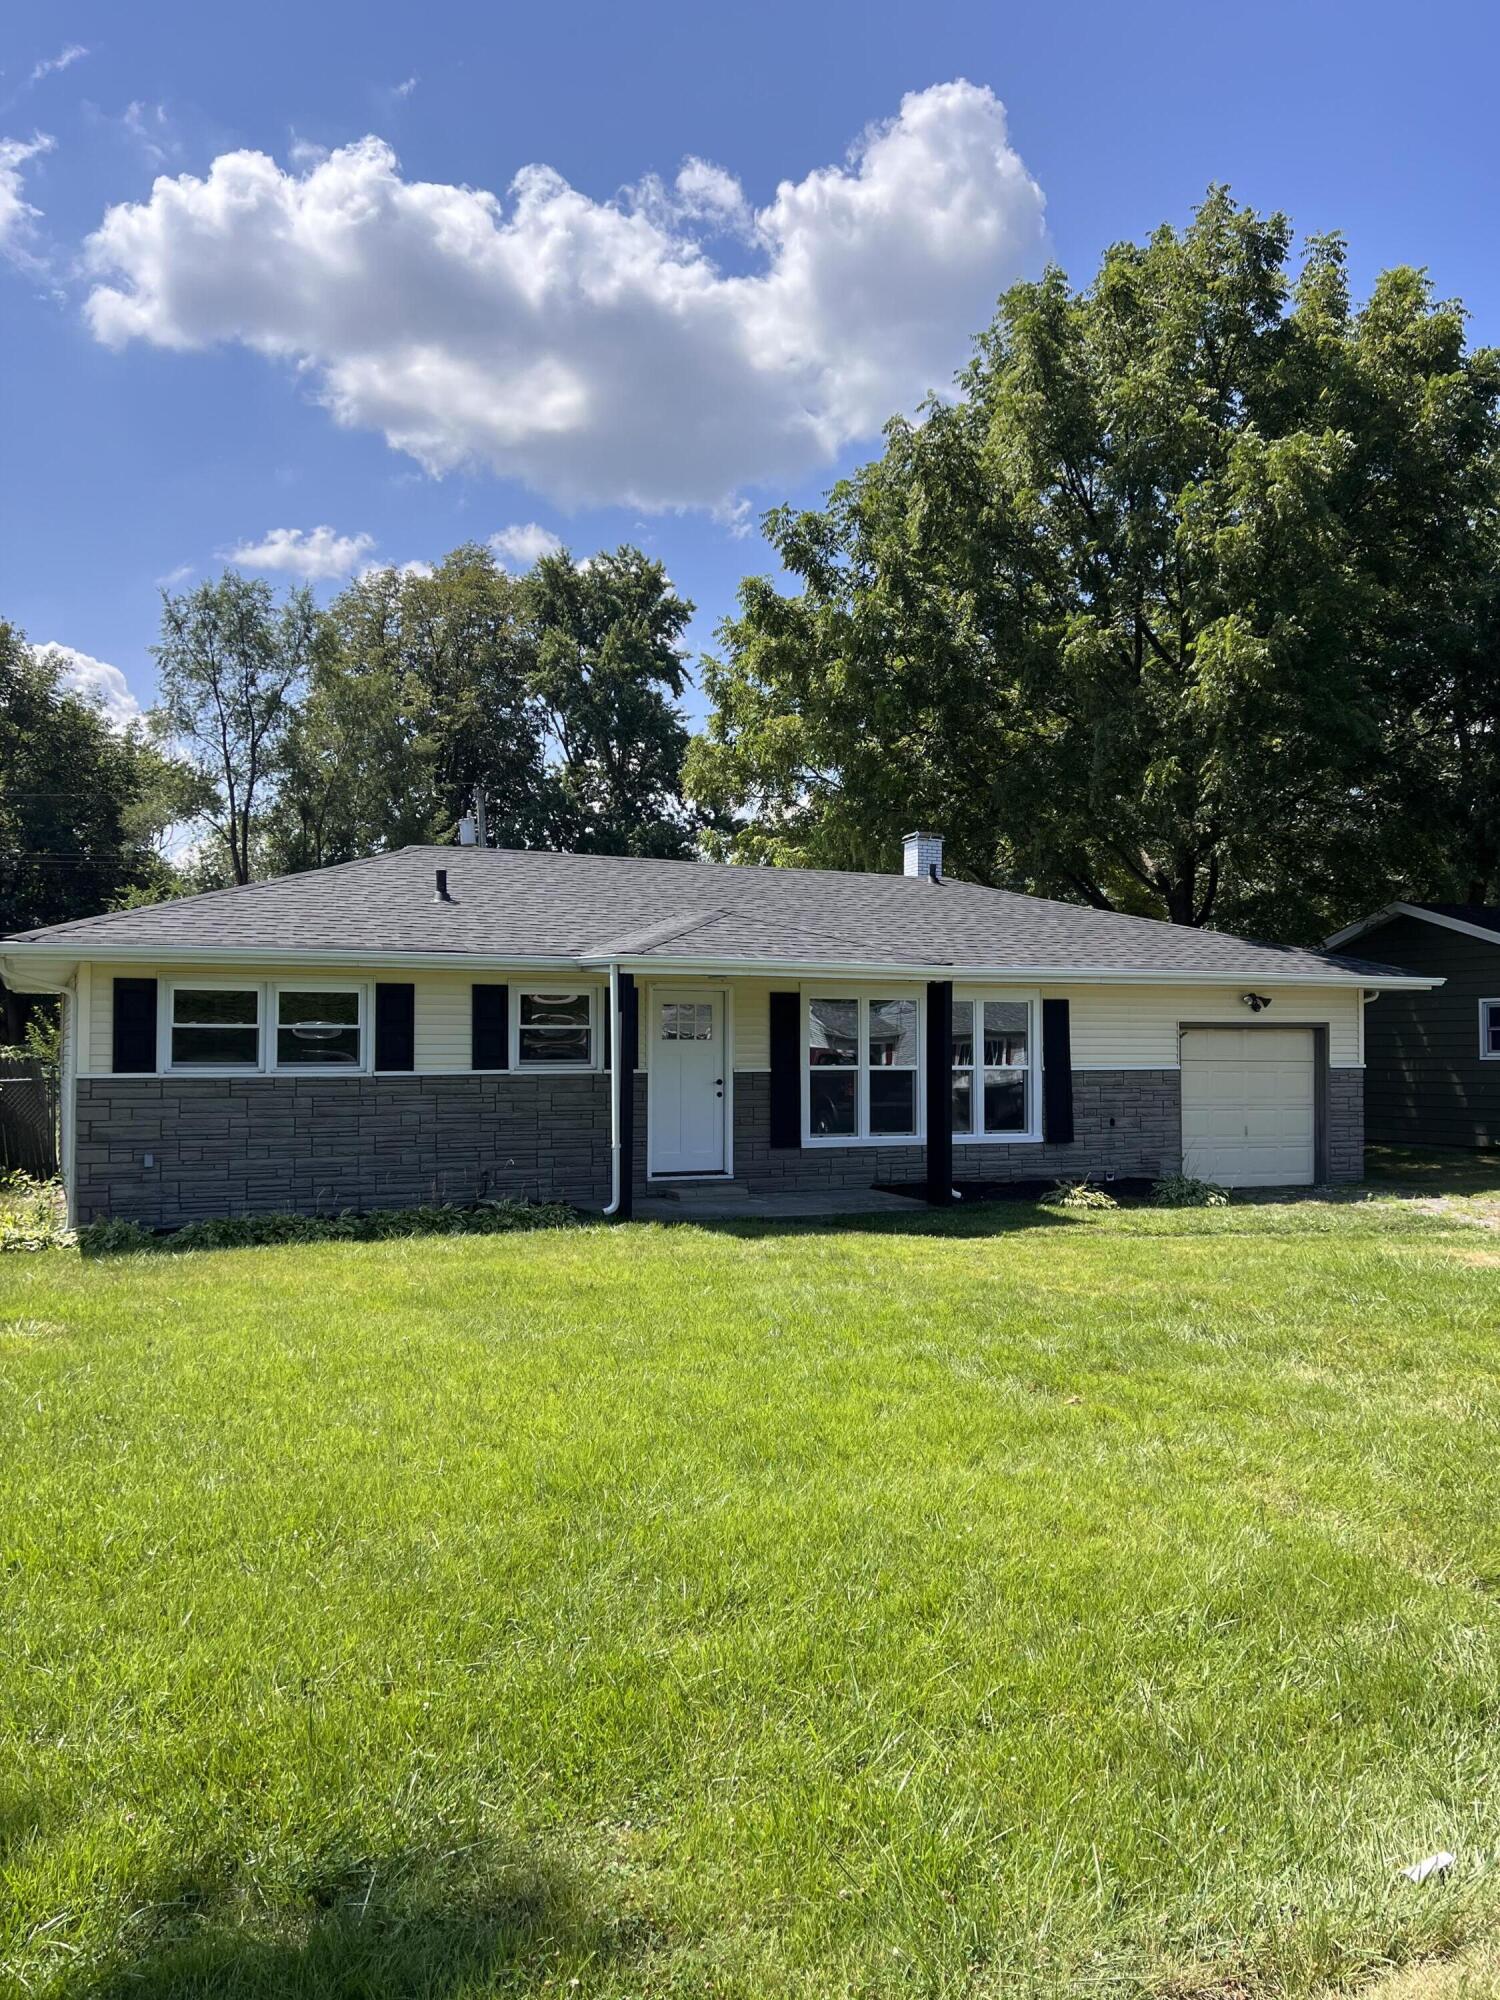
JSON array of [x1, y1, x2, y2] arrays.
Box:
[[2, 1172, 1499, 1998]]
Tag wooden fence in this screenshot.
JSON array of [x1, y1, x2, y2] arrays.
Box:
[[0, 1056, 59, 1178]]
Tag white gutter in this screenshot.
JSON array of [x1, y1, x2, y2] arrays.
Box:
[[602, 961, 622, 1217], [3, 942, 1440, 991], [581, 954, 1442, 991]]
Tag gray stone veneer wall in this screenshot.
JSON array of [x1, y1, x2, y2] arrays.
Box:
[[725, 1069, 1183, 1191], [73, 1074, 610, 1227], [73, 1061, 1363, 1225], [1327, 1068, 1364, 1183]]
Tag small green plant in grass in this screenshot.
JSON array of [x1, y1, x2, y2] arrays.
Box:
[[1038, 1177, 1119, 1210], [1152, 1173, 1231, 1207], [77, 1196, 579, 1257], [0, 1172, 72, 1252]]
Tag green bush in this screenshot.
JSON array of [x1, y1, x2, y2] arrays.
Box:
[[0, 1173, 72, 1252], [1037, 1178, 1119, 1211], [78, 1198, 580, 1258], [1151, 1174, 1231, 1208]]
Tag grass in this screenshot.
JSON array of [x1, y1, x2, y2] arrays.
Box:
[[2, 1164, 1499, 1998]]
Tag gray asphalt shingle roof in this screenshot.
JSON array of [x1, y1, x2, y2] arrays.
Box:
[[2, 844, 1406, 983]]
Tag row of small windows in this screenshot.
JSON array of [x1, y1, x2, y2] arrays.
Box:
[[165, 985, 600, 1072]]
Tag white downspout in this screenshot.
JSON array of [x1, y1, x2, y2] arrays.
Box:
[[602, 960, 622, 1215]]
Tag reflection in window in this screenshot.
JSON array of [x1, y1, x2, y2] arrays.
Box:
[[808, 997, 858, 1135], [518, 990, 594, 1066], [276, 988, 361, 1067], [660, 1002, 713, 1042], [867, 997, 917, 1134], [952, 997, 1030, 1135], [170, 987, 259, 1068]]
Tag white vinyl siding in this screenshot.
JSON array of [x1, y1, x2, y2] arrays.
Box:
[[1047, 983, 1362, 1069], [86, 964, 606, 1075], [79, 965, 1364, 1076]]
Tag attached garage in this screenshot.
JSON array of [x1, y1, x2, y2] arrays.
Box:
[[1180, 1027, 1317, 1187]]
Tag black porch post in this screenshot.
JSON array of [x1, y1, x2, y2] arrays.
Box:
[[925, 979, 954, 1206], [615, 972, 638, 1220]]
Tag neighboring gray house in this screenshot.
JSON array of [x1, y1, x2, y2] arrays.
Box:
[[1, 836, 1432, 1226], [1325, 902, 1497, 1149]]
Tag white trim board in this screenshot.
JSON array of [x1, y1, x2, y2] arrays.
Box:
[[1326, 901, 1494, 953]]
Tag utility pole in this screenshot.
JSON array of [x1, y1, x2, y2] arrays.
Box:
[[473, 788, 488, 847]]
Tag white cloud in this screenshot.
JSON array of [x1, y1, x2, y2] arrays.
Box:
[[392, 76, 419, 100], [81, 81, 1045, 511], [0, 133, 53, 268], [224, 525, 375, 579], [34, 643, 141, 727], [489, 522, 562, 568], [156, 562, 194, 586], [30, 44, 89, 85], [358, 557, 433, 581]]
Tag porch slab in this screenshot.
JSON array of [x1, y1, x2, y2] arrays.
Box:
[[633, 1183, 928, 1222]]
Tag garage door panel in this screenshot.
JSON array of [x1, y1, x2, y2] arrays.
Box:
[[1180, 1028, 1316, 1187]]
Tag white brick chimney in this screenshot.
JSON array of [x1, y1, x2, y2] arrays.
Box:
[[902, 830, 943, 882]]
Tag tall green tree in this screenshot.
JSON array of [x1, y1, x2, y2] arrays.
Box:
[[529, 547, 699, 857], [0, 622, 206, 1036], [688, 191, 1500, 939], [153, 573, 318, 884], [267, 546, 547, 871]]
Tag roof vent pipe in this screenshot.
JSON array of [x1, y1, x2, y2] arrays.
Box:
[[902, 831, 943, 882], [434, 868, 452, 903]]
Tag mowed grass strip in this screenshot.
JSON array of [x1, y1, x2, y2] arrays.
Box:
[[1, 1191, 1498, 1998]]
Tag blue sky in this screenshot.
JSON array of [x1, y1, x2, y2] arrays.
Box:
[[3, 0, 1498, 728]]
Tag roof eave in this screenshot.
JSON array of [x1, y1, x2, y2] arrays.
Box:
[[1325, 901, 1500, 951], [2, 940, 1439, 990]]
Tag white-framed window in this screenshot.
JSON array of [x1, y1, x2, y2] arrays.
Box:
[[1481, 999, 1500, 1060], [514, 988, 599, 1069], [167, 982, 261, 1070], [951, 991, 1040, 1142], [805, 992, 921, 1143], [272, 983, 366, 1071], [162, 979, 372, 1075]]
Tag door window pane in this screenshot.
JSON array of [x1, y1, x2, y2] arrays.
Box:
[[809, 1069, 857, 1136], [661, 1002, 713, 1041]]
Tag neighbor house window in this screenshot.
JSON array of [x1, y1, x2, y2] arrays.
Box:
[[952, 995, 1035, 1139], [169, 986, 260, 1068], [516, 990, 596, 1067], [274, 987, 363, 1069], [806, 994, 920, 1141], [1482, 999, 1500, 1059]]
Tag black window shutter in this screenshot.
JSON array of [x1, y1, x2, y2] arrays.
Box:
[[768, 990, 801, 1149], [471, 983, 509, 1070], [601, 991, 611, 1072], [375, 982, 415, 1072], [112, 977, 158, 1074], [1041, 997, 1074, 1143]]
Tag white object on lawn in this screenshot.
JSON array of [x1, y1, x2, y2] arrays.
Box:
[[1400, 1852, 1456, 1884]]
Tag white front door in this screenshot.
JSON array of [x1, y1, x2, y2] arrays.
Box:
[[1180, 1027, 1317, 1186], [649, 988, 727, 1175]]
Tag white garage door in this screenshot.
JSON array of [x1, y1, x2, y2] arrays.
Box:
[[1180, 1028, 1316, 1187]]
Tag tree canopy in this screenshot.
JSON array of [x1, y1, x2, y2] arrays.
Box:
[[688, 190, 1500, 938], [0, 622, 207, 1034]]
